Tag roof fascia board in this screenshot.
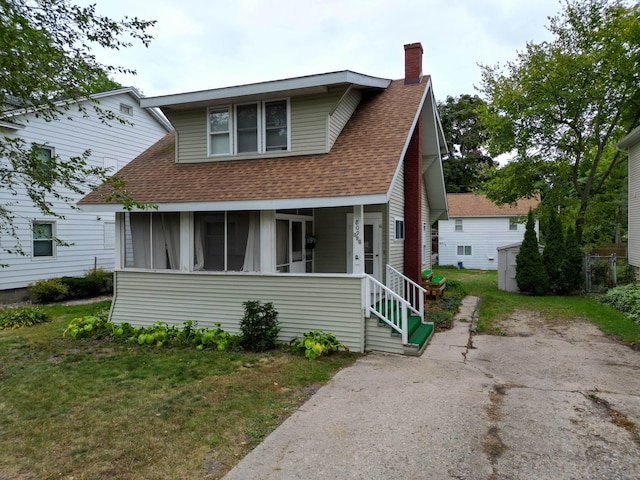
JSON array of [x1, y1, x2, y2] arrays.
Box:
[[141, 71, 391, 108], [78, 193, 389, 213], [618, 125, 640, 148], [386, 78, 432, 203]]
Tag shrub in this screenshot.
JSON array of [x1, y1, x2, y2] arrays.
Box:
[[239, 300, 280, 352], [600, 283, 640, 324], [291, 330, 349, 360], [542, 208, 565, 294], [85, 268, 114, 294], [516, 209, 549, 295], [28, 278, 69, 303], [60, 276, 103, 299], [559, 225, 583, 294], [0, 307, 49, 329]]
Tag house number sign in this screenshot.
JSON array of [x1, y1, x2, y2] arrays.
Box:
[[353, 218, 362, 245]]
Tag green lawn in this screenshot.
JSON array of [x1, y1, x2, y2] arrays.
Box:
[[0, 301, 357, 479], [433, 266, 640, 346]]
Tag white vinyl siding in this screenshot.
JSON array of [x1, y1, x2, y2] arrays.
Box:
[[0, 92, 170, 290], [328, 88, 361, 150], [364, 317, 405, 354], [438, 216, 538, 270], [629, 142, 640, 268], [110, 270, 366, 352]]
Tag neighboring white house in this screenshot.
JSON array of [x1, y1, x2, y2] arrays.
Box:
[[0, 88, 172, 297], [618, 126, 640, 269], [438, 193, 540, 270]]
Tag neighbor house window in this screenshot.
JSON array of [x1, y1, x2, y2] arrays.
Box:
[[509, 218, 518, 231], [457, 245, 472, 256], [394, 218, 405, 241], [208, 99, 289, 156], [455, 219, 463, 232], [32, 221, 55, 258], [120, 103, 133, 116]]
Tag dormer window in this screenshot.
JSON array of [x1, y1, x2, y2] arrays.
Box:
[[208, 99, 289, 157]]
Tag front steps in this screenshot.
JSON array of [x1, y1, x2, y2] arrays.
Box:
[[369, 303, 434, 356]]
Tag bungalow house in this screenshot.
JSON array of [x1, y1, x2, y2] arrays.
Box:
[[0, 88, 172, 300], [438, 193, 540, 270], [618, 126, 640, 269], [79, 43, 449, 355]]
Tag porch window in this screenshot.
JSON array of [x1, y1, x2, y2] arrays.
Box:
[[125, 212, 181, 269], [194, 211, 260, 271]]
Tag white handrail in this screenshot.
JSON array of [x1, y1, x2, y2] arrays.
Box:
[[365, 275, 409, 344], [386, 264, 425, 322]]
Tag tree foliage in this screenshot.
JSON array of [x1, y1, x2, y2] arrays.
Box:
[[560, 225, 584, 294], [542, 208, 565, 294], [438, 94, 497, 192], [516, 210, 549, 295], [0, 0, 156, 259], [479, 0, 640, 245]]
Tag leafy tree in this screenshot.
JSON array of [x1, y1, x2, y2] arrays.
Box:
[[0, 0, 155, 259], [479, 0, 640, 244], [516, 210, 549, 295], [559, 225, 584, 294], [438, 94, 497, 192], [543, 208, 565, 293]]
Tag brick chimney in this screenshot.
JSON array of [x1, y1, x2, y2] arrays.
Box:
[[404, 42, 423, 85]]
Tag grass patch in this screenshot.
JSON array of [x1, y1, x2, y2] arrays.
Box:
[[433, 266, 640, 346], [0, 300, 358, 479]]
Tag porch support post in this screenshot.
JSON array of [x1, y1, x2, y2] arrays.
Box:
[[179, 212, 192, 271], [260, 210, 276, 273], [352, 205, 365, 275], [114, 212, 124, 270]]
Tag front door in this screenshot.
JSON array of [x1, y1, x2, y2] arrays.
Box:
[[347, 212, 382, 282], [276, 216, 313, 273]]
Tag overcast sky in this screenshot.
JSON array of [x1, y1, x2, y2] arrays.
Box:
[[77, 0, 562, 102]]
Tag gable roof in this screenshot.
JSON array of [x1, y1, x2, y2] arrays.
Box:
[[80, 78, 432, 211], [2, 87, 172, 132], [446, 193, 539, 217]]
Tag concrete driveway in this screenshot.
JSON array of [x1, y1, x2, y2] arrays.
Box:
[[223, 297, 640, 480]]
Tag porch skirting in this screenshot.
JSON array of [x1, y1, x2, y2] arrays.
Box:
[[110, 270, 367, 352]]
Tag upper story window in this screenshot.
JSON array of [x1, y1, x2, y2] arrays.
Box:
[[208, 99, 290, 157], [120, 103, 133, 116], [455, 219, 463, 232], [509, 217, 519, 231]]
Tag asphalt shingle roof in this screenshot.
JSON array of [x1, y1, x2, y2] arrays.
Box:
[[446, 192, 539, 217], [80, 78, 428, 206]]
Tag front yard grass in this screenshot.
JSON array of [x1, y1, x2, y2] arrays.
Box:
[[433, 266, 640, 346], [0, 301, 357, 479]]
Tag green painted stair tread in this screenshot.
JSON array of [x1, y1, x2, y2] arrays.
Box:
[[408, 322, 433, 348]]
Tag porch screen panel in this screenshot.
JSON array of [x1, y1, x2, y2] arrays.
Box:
[[128, 213, 151, 268], [195, 213, 224, 271], [151, 213, 180, 269], [227, 212, 249, 271], [276, 219, 289, 272]]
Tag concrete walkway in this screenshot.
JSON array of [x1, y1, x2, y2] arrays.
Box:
[[223, 296, 640, 479]]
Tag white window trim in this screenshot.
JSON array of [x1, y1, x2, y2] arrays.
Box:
[[119, 103, 133, 116], [394, 217, 405, 241], [455, 219, 463, 232], [32, 220, 56, 260], [457, 245, 472, 256], [208, 105, 232, 157], [509, 217, 518, 231], [207, 98, 290, 157]]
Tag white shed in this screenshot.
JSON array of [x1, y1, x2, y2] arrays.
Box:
[[497, 242, 522, 292]]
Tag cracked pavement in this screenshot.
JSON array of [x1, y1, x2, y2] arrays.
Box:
[[223, 297, 640, 480]]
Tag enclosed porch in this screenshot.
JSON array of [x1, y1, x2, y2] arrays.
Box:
[[110, 204, 434, 354]]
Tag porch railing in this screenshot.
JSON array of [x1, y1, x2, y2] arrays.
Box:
[[386, 264, 425, 322], [364, 274, 409, 344]]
